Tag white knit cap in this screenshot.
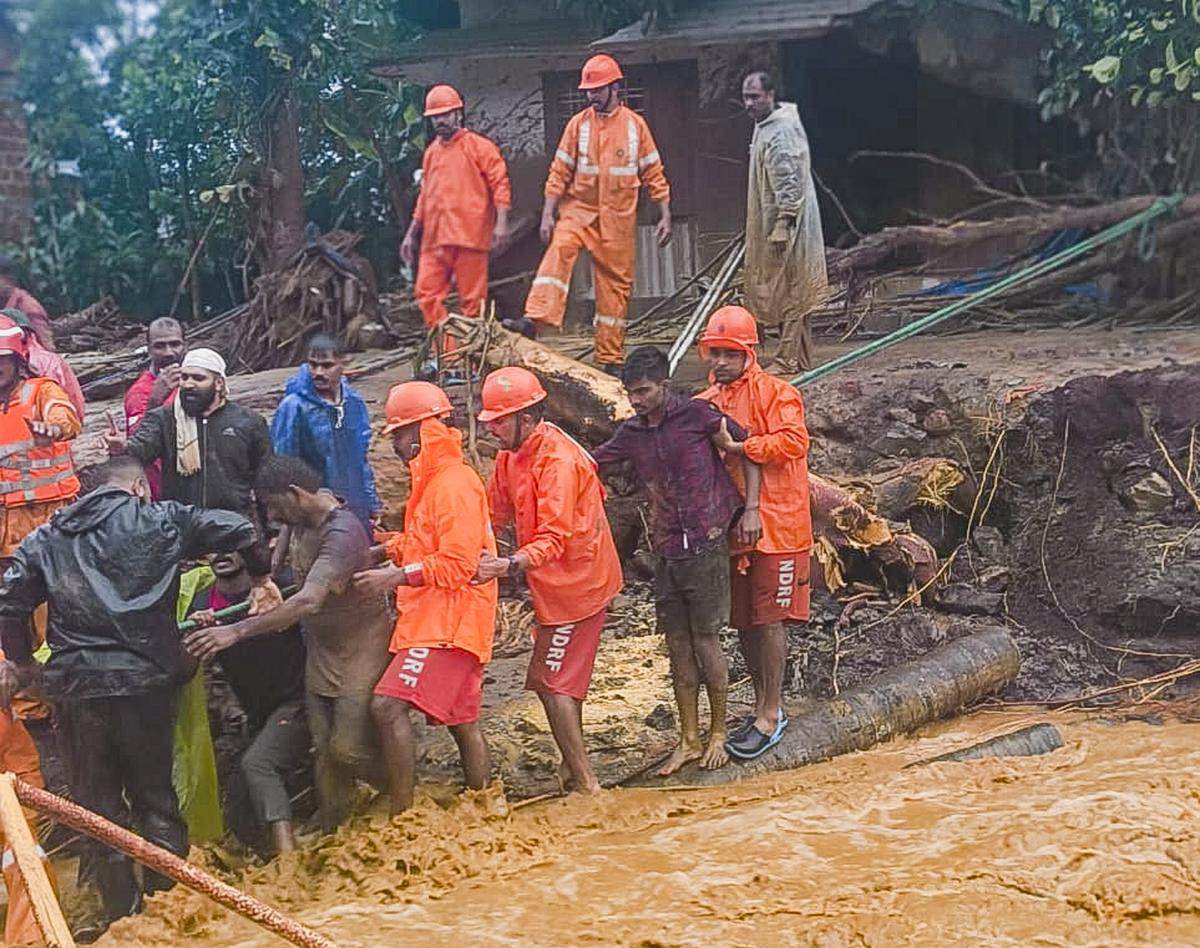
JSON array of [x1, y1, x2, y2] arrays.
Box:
[[181, 347, 227, 378]]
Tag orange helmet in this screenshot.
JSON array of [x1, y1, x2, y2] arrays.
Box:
[[578, 53, 623, 90], [698, 305, 760, 355], [477, 367, 547, 422], [0, 314, 29, 362], [382, 381, 452, 434], [423, 84, 464, 117]]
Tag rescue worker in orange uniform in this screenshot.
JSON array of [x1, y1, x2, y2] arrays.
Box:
[[522, 54, 673, 372], [0, 647, 59, 948], [401, 85, 512, 369], [474, 367, 622, 794], [0, 314, 81, 707], [352, 382, 498, 813], [701, 306, 813, 761]]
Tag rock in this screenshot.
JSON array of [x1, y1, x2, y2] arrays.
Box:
[[1119, 471, 1173, 514], [922, 409, 953, 435], [978, 565, 1012, 592], [971, 525, 1006, 561], [883, 422, 927, 443], [935, 583, 1004, 616], [906, 391, 937, 414], [887, 407, 918, 425]]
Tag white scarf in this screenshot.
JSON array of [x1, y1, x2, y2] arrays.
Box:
[[175, 348, 227, 476]]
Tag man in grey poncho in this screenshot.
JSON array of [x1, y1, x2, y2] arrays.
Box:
[[741, 71, 829, 373]]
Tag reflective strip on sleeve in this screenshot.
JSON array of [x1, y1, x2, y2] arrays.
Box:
[[593, 314, 625, 328], [555, 149, 576, 168], [639, 150, 660, 168]]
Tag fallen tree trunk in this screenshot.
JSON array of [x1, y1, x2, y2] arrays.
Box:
[[827, 193, 1200, 278], [629, 625, 1021, 787], [907, 722, 1063, 767]]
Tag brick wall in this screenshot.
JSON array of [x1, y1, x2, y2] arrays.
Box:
[[0, 23, 32, 244]]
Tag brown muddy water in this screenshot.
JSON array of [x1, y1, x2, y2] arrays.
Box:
[[102, 712, 1200, 947]]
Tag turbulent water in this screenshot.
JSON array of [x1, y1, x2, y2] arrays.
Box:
[[103, 712, 1200, 947]]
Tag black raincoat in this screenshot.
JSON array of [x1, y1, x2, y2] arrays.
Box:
[[0, 487, 259, 700]]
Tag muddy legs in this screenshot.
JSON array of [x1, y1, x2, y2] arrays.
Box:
[[371, 696, 417, 815], [659, 627, 730, 775], [539, 693, 600, 793]]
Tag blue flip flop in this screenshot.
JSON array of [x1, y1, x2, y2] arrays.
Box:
[[725, 713, 789, 760]]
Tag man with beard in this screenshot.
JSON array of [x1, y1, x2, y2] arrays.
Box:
[[124, 318, 186, 498], [186, 551, 307, 854], [401, 84, 511, 370], [104, 347, 281, 612], [519, 54, 672, 373], [271, 334, 382, 532], [592, 346, 761, 775], [474, 367, 622, 795]]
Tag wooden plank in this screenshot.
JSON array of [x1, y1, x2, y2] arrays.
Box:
[[0, 773, 75, 948]]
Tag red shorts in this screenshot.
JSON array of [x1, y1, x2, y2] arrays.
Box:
[[374, 646, 484, 726], [524, 610, 606, 701], [730, 552, 811, 631]]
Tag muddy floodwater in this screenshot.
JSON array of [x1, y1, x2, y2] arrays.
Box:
[[101, 711, 1200, 947]]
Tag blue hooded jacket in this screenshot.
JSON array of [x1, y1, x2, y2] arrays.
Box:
[[270, 365, 382, 529]]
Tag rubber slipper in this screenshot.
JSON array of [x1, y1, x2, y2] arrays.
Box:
[[726, 715, 789, 761], [727, 715, 756, 742]]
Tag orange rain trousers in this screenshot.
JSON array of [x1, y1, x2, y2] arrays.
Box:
[[487, 421, 622, 625], [525, 104, 670, 366], [415, 245, 490, 330], [0, 700, 59, 947]]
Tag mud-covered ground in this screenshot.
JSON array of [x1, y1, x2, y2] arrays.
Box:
[[38, 324, 1200, 944]]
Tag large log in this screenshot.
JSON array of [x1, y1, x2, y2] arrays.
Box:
[[827, 193, 1200, 278], [629, 625, 1021, 787], [482, 328, 632, 444]]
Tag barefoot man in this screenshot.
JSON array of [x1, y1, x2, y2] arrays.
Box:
[[593, 346, 761, 775], [475, 367, 622, 793]]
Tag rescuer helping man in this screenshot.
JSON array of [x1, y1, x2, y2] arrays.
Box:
[[519, 53, 673, 373], [474, 367, 623, 794], [702, 305, 814, 760], [401, 84, 512, 373], [353, 382, 498, 813]]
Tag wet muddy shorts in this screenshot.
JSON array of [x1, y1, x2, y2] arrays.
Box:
[[525, 609, 607, 701], [374, 646, 484, 726], [730, 551, 811, 631], [653, 542, 731, 637]]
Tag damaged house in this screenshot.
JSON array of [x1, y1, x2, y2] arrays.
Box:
[[381, 0, 1076, 322]]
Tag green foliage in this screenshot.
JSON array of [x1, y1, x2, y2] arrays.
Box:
[[8, 0, 424, 319], [1024, 0, 1200, 117]]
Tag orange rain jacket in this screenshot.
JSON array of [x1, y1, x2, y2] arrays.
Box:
[[386, 418, 498, 664], [545, 104, 670, 244], [701, 350, 812, 554], [414, 129, 512, 252], [488, 421, 622, 625]]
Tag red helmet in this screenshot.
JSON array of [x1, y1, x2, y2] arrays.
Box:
[[0, 315, 29, 362], [578, 54, 623, 90], [699, 305, 760, 355], [477, 367, 547, 422], [423, 84, 464, 117], [382, 381, 452, 434]]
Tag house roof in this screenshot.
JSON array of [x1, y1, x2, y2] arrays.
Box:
[[593, 0, 888, 49], [374, 21, 598, 73]]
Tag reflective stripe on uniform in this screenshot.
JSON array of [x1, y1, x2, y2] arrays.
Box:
[[639, 150, 660, 168], [555, 149, 576, 168], [577, 120, 600, 175], [533, 275, 570, 294], [593, 314, 625, 328]]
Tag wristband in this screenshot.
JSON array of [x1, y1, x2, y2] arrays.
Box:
[[403, 562, 426, 587]]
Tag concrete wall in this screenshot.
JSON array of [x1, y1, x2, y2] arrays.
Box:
[[0, 23, 32, 244]]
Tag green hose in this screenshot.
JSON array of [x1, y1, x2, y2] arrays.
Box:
[[791, 194, 1185, 388], [176, 585, 299, 633]]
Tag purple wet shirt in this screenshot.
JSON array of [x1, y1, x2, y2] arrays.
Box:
[[593, 390, 746, 559]]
